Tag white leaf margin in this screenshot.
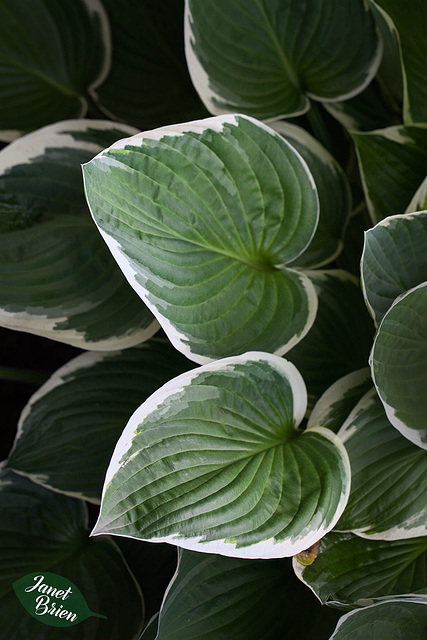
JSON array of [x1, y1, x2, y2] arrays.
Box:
[[370, 281, 427, 450], [0, 119, 160, 350], [92, 351, 351, 559], [83, 113, 319, 364], [360, 211, 427, 325], [329, 596, 427, 638]]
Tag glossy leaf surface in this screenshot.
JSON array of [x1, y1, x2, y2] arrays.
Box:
[[93, 353, 350, 559]]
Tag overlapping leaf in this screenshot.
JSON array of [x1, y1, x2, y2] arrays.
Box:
[[0, 0, 110, 139], [185, 0, 381, 120], [337, 389, 427, 538], [329, 598, 427, 640], [0, 120, 157, 349], [83, 114, 319, 363], [92, 353, 350, 559], [272, 122, 351, 267], [361, 211, 427, 324], [352, 125, 427, 223], [293, 532, 427, 608], [146, 550, 339, 640], [0, 469, 144, 639], [307, 369, 372, 434], [370, 282, 427, 449], [287, 270, 374, 408], [6, 340, 191, 502], [375, 0, 427, 123], [96, 0, 207, 130]]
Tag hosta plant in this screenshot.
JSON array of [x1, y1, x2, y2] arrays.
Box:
[[1, 0, 426, 639]]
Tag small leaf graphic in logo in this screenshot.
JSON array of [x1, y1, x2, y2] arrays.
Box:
[[13, 572, 107, 627]]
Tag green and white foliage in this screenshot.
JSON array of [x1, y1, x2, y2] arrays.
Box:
[[375, 0, 427, 124], [184, 0, 382, 121], [92, 353, 351, 559], [0, 468, 144, 640], [352, 125, 427, 224], [286, 270, 374, 408], [407, 177, 427, 213], [329, 598, 427, 640], [370, 282, 427, 450], [271, 122, 352, 267], [307, 369, 372, 434], [361, 211, 427, 324], [0, 119, 157, 349], [83, 114, 320, 363], [145, 550, 339, 640], [0, 0, 111, 140], [6, 340, 190, 503], [293, 532, 427, 609], [337, 390, 427, 539]]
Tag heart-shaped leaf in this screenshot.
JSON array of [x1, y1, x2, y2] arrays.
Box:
[[6, 340, 191, 502], [0, 0, 110, 139], [148, 549, 340, 640], [0, 469, 144, 639], [337, 389, 427, 538], [329, 598, 427, 640], [352, 125, 427, 224], [92, 352, 350, 559], [293, 532, 427, 608], [370, 282, 427, 449], [0, 120, 158, 349], [83, 114, 319, 363], [361, 211, 427, 325], [185, 0, 381, 120]]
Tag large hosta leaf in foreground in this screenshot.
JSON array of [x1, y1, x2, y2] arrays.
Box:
[[371, 282, 427, 449], [337, 390, 427, 539], [0, 120, 157, 349], [361, 211, 427, 324], [6, 340, 191, 503], [92, 353, 350, 559], [293, 532, 427, 608], [185, 0, 381, 120], [330, 598, 427, 640], [0, 469, 144, 639], [83, 114, 319, 363], [145, 550, 339, 640]]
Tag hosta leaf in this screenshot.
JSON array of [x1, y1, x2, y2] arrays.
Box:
[[293, 532, 427, 608], [96, 0, 206, 130], [337, 389, 427, 538], [149, 550, 339, 640], [185, 0, 381, 120], [407, 177, 427, 213], [370, 282, 427, 450], [83, 114, 319, 363], [272, 122, 351, 268], [307, 369, 372, 434], [0, 469, 144, 639], [0, 120, 158, 349], [6, 340, 191, 502], [361, 211, 427, 324], [92, 353, 350, 559], [352, 125, 427, 224], [375, 0, 427, 124], [0, 0, 110, 139], [287, 270, 375, 408], [330, 598, 427, 640]]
